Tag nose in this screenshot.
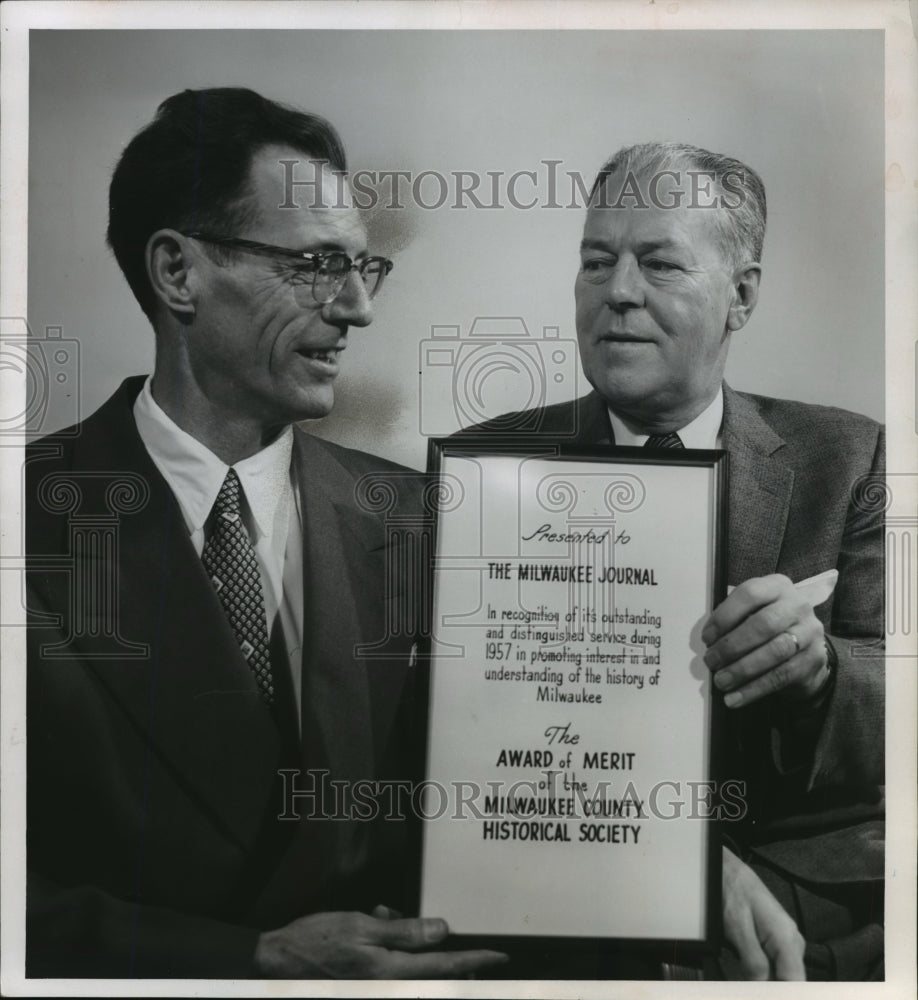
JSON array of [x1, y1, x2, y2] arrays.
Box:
[[323, 269, 373, 328], [604, 256, 644, 311]]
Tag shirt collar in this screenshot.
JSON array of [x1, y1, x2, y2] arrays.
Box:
[[606, 387, 724, 450], [235, 428, 294, 540], [133, 375, 293, 539]]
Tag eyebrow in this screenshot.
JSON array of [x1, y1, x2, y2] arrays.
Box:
[[297, 238, 368, 256], [579, 236, 687, 255], [283, 243, 368, 263]]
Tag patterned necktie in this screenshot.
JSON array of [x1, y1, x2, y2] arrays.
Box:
[[645, 432, 685, 449], [201, 469, 275, 705]]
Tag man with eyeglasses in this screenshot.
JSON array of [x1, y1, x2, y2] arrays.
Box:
[[461, 143, 884, 981], [25, 87, 505, 980]]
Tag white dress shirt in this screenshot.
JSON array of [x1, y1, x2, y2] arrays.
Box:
[[134, 376, 305, 721], [607, 388, 724, 449]]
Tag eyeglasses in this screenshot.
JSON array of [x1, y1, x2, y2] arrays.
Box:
[[183, 232, 394, 304]]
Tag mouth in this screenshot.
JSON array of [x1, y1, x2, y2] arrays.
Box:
[[297, 347, 343, 362], [600, 333, 653, 344], [295, 345, 345, 375]]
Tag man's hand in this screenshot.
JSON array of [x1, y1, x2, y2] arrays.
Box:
[[253, 909, 508, 979], [722, 846, 805, 980], [702, 574, 829, 708]]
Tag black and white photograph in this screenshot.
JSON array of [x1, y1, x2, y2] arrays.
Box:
[[1, 2, 915, 996]]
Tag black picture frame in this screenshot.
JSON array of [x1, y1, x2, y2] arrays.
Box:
[[416, 437, 729, 958]]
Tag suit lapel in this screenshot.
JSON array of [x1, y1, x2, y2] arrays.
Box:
[[573, 386, 795, 585], [247, 433, 398, 922], [574, 391, 614, 445], [721, 385, 794, 585], [292, 433, 375, 785]]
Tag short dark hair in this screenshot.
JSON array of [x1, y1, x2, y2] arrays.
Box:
[[107, 87, 347, 320], [588, 141, 767, 266]]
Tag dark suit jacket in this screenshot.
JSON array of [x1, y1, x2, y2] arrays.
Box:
[[26, 376, 425, 978], [459, 386, 885, 884]]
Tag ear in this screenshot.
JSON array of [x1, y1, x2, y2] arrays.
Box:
[[146, 230, 197, 318], [726, 262, 761, 332]]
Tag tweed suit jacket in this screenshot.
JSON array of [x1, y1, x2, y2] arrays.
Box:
[[459, 385, 885, 884], [25, 376, 424, 977]]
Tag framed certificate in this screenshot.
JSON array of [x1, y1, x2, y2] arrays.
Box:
[[418, 439, 728, 949]]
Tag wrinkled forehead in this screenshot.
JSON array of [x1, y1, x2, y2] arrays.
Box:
[[583, 191, 720, 248], [246, 146, 365, 247], [585, 166, 732, 258], [248, 146, 354, 211]]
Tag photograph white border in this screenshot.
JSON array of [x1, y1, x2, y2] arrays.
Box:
[[2, 2, 915, 998]]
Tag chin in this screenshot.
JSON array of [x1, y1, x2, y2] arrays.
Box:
[[591, 377, 654, 410], [266, 386, 334, 426], [293, 389, 336, 422], [291, 405, 335, 425]]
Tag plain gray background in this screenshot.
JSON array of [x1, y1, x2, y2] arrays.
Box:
[[28, 29, 884, 469]]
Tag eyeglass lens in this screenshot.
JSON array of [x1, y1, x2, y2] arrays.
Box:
[[313, 255, 388, 304]]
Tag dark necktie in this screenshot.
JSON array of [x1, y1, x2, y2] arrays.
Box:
[[201, 468, 275, 705], [645, 432, 685, 449]]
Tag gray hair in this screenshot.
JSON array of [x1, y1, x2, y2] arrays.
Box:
[[588, 141, 767, 266]]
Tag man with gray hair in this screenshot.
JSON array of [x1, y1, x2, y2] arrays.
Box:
[[465, 141, 884, 980]]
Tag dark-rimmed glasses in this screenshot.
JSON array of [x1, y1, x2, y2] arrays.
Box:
[[183, 232, 394, 305]]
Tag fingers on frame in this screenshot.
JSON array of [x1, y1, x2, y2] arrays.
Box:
[[722, 627, 813, 689], [733, 911, 772, 981], [370, 916, 447, 951], [726, 623, 826, 705], [708, 575, 794, 637], [757, 914, 806, 982], [710, 598, 803, 665], [388, 949, 508, 979], [772, 938, 807, 981]]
